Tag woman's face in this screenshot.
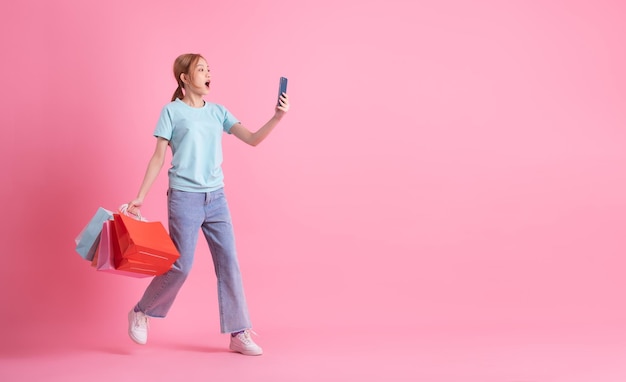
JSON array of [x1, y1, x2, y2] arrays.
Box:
[[186, 57, 211, 95]]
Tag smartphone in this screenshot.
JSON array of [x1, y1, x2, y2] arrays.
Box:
[[277, 77, 288, 106]]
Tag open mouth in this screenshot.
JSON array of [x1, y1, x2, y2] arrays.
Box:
[[205, 81, 211, 88]]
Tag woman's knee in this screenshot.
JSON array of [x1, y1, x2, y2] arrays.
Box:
[[170, 259, 193, 278]]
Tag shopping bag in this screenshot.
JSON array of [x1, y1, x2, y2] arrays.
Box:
[[113, 213, 180, 276], [94, 220, 153, 278], [75, 207, 113, 261], [90, 248, 99, 268]]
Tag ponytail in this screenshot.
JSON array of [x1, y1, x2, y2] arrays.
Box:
[[171, 53, 203, 102], [171, 84, 184, 102]]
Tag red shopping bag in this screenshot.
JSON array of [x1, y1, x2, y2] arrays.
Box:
[[113, 213, 180, 276], [93, 220, 153, 278]]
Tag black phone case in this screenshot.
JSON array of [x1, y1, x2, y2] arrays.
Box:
[[277, 77, 288, 106]]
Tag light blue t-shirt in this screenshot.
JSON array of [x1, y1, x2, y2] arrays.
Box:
[[153, 98, 239, 192]]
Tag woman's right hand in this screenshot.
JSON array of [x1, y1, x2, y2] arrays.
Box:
[[126, 198, 144, 218]]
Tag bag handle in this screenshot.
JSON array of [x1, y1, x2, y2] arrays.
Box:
[[118, 204, 148, 222]]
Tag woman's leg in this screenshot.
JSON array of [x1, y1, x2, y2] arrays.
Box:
[[135, 189, 205, 317], [201, 188, 252, 333]]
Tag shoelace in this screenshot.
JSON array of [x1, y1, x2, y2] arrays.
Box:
[[238, 329, 258, 344], [133, 313, 149, 329]]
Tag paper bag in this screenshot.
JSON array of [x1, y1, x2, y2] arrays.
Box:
[[113, 213, 179, 276], [94, 220, 153, 278], [75, 207, 113, 261]]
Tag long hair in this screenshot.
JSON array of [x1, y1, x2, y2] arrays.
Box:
[[171, 53, 204, 102]]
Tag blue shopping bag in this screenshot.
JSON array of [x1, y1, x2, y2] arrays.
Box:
[[75, 207, 113, 261]]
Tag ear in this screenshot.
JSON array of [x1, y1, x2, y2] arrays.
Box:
[[179, 72, 188, 85]]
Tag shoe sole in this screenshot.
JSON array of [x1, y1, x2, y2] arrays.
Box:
[[129, 331, 147, 345], [229, 344, 263, 356]]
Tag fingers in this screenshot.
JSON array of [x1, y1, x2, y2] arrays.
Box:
[[277, 93, 290, 112], [127, 200, 142, 216]]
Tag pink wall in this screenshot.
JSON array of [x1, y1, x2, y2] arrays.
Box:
[[2, 0, 625, 351]]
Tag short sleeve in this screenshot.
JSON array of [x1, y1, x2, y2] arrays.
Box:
[[222, 107, 240, 134], [153, 105, 173, 140]]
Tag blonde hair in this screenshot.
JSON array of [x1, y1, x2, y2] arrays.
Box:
[[171, 53, 205, 101]]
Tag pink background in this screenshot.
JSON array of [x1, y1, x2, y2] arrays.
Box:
[[1, 0, 625, 380]]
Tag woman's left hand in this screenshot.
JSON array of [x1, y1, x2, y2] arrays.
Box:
[[275, 93, 290, 117]]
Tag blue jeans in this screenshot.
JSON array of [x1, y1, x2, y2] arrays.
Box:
[[135, 188, 252, 333]]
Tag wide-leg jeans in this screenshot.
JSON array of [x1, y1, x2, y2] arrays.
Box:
[[135, 187, 252, 333]]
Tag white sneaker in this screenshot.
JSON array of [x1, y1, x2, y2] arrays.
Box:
[[229, 330, 263, 356], [128, 309, 149, 345]]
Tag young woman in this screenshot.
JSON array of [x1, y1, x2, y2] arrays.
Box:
[[125, 53, 289, 356]]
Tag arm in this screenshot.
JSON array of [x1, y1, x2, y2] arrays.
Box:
[[127, 137, 169, 214], [230, 93, 290, 146]]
